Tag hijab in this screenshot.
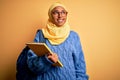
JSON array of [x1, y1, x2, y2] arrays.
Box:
[[42, 2, 70, 45]]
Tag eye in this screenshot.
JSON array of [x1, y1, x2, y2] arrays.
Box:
[[52, 10, 67, 16], [52, 11, 58, 15], [61, 11, 66, 14]]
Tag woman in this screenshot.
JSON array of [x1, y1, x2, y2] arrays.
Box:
[[17, 2, 89, 80]]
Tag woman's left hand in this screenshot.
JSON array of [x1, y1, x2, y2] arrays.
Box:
[[47, 53, 58, 63]]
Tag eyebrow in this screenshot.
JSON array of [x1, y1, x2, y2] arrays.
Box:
[[52, 10, 66, 12]]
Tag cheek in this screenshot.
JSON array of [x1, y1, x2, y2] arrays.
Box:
[[52, 15, 57, 19], [51, 16, 58, 22]]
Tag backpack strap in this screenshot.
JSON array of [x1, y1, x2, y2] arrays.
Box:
[[16, 29, 46, 80], [37, 29, 46, 43]]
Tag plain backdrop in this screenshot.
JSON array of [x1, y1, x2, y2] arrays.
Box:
[[0, 0, 120, 80]]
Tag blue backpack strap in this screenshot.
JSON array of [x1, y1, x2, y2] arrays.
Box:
[[16, 29, 46, 80], [37, 29, 46, 43]]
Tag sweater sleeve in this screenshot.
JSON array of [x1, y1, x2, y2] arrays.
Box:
[[72, 32, 89, 80], [27, 30, 54, 74]]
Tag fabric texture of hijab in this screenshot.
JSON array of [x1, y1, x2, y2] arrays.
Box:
[[42, 2, 70, 45]]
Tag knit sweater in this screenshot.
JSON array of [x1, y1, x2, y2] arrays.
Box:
[[27, 30, 89, 80]]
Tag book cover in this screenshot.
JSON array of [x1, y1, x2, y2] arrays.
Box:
[[26, 42, 63, 67]]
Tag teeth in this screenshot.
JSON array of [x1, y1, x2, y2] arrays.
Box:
[[58, 19, 63, 23]]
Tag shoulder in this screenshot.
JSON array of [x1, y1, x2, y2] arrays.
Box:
[[33, 29, 45, 42], [35, 29, 43, 37], [69, 30, 80, 39], [66, 30, 81, 43], [36, 29, 42, 33]]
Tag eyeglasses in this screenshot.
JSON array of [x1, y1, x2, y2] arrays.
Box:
[[52, 11, 67, 16]]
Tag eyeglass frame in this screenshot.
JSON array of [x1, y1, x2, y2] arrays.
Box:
[[52, 10, 68, 16]]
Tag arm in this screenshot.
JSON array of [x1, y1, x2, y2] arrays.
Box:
[[27, 30, 54, 74], [72, 32, 89, 80]]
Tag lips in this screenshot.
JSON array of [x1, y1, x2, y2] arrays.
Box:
[[53, 17, 66, 26], [57, 19, 64, 23]]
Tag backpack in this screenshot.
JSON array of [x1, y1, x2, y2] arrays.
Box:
[[16, 30, 45, 80]]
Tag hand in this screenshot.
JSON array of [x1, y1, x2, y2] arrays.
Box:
[[47, 53, 58, 63]]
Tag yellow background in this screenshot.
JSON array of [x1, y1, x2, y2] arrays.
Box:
[[0, 0, 120, 80]]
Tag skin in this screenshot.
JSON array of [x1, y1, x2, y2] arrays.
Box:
[[47, 53, 58, 63], [47, 6, 68, 63], [51, 6, 67, 27]]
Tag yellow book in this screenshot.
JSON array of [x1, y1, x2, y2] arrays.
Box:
[[26, 42, 63, 67]]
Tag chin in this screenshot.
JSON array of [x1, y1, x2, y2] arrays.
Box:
[[57, 24, 64, 27], [56, 22, 65, 27]]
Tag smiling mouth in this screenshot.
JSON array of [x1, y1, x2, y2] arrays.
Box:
[[57, 19, 64, 23]]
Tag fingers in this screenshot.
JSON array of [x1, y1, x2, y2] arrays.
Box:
[[47, 53, 58, 63]]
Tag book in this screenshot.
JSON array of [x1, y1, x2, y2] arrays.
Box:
[[26, 42, 63, 67]]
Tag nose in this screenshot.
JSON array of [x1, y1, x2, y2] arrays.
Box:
[[58, 13, 62, 18]]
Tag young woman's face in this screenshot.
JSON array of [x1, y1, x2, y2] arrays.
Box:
[[51, 6, 67, 27]]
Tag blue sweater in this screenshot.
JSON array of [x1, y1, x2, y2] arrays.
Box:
[[27, 30, 89, 80]]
